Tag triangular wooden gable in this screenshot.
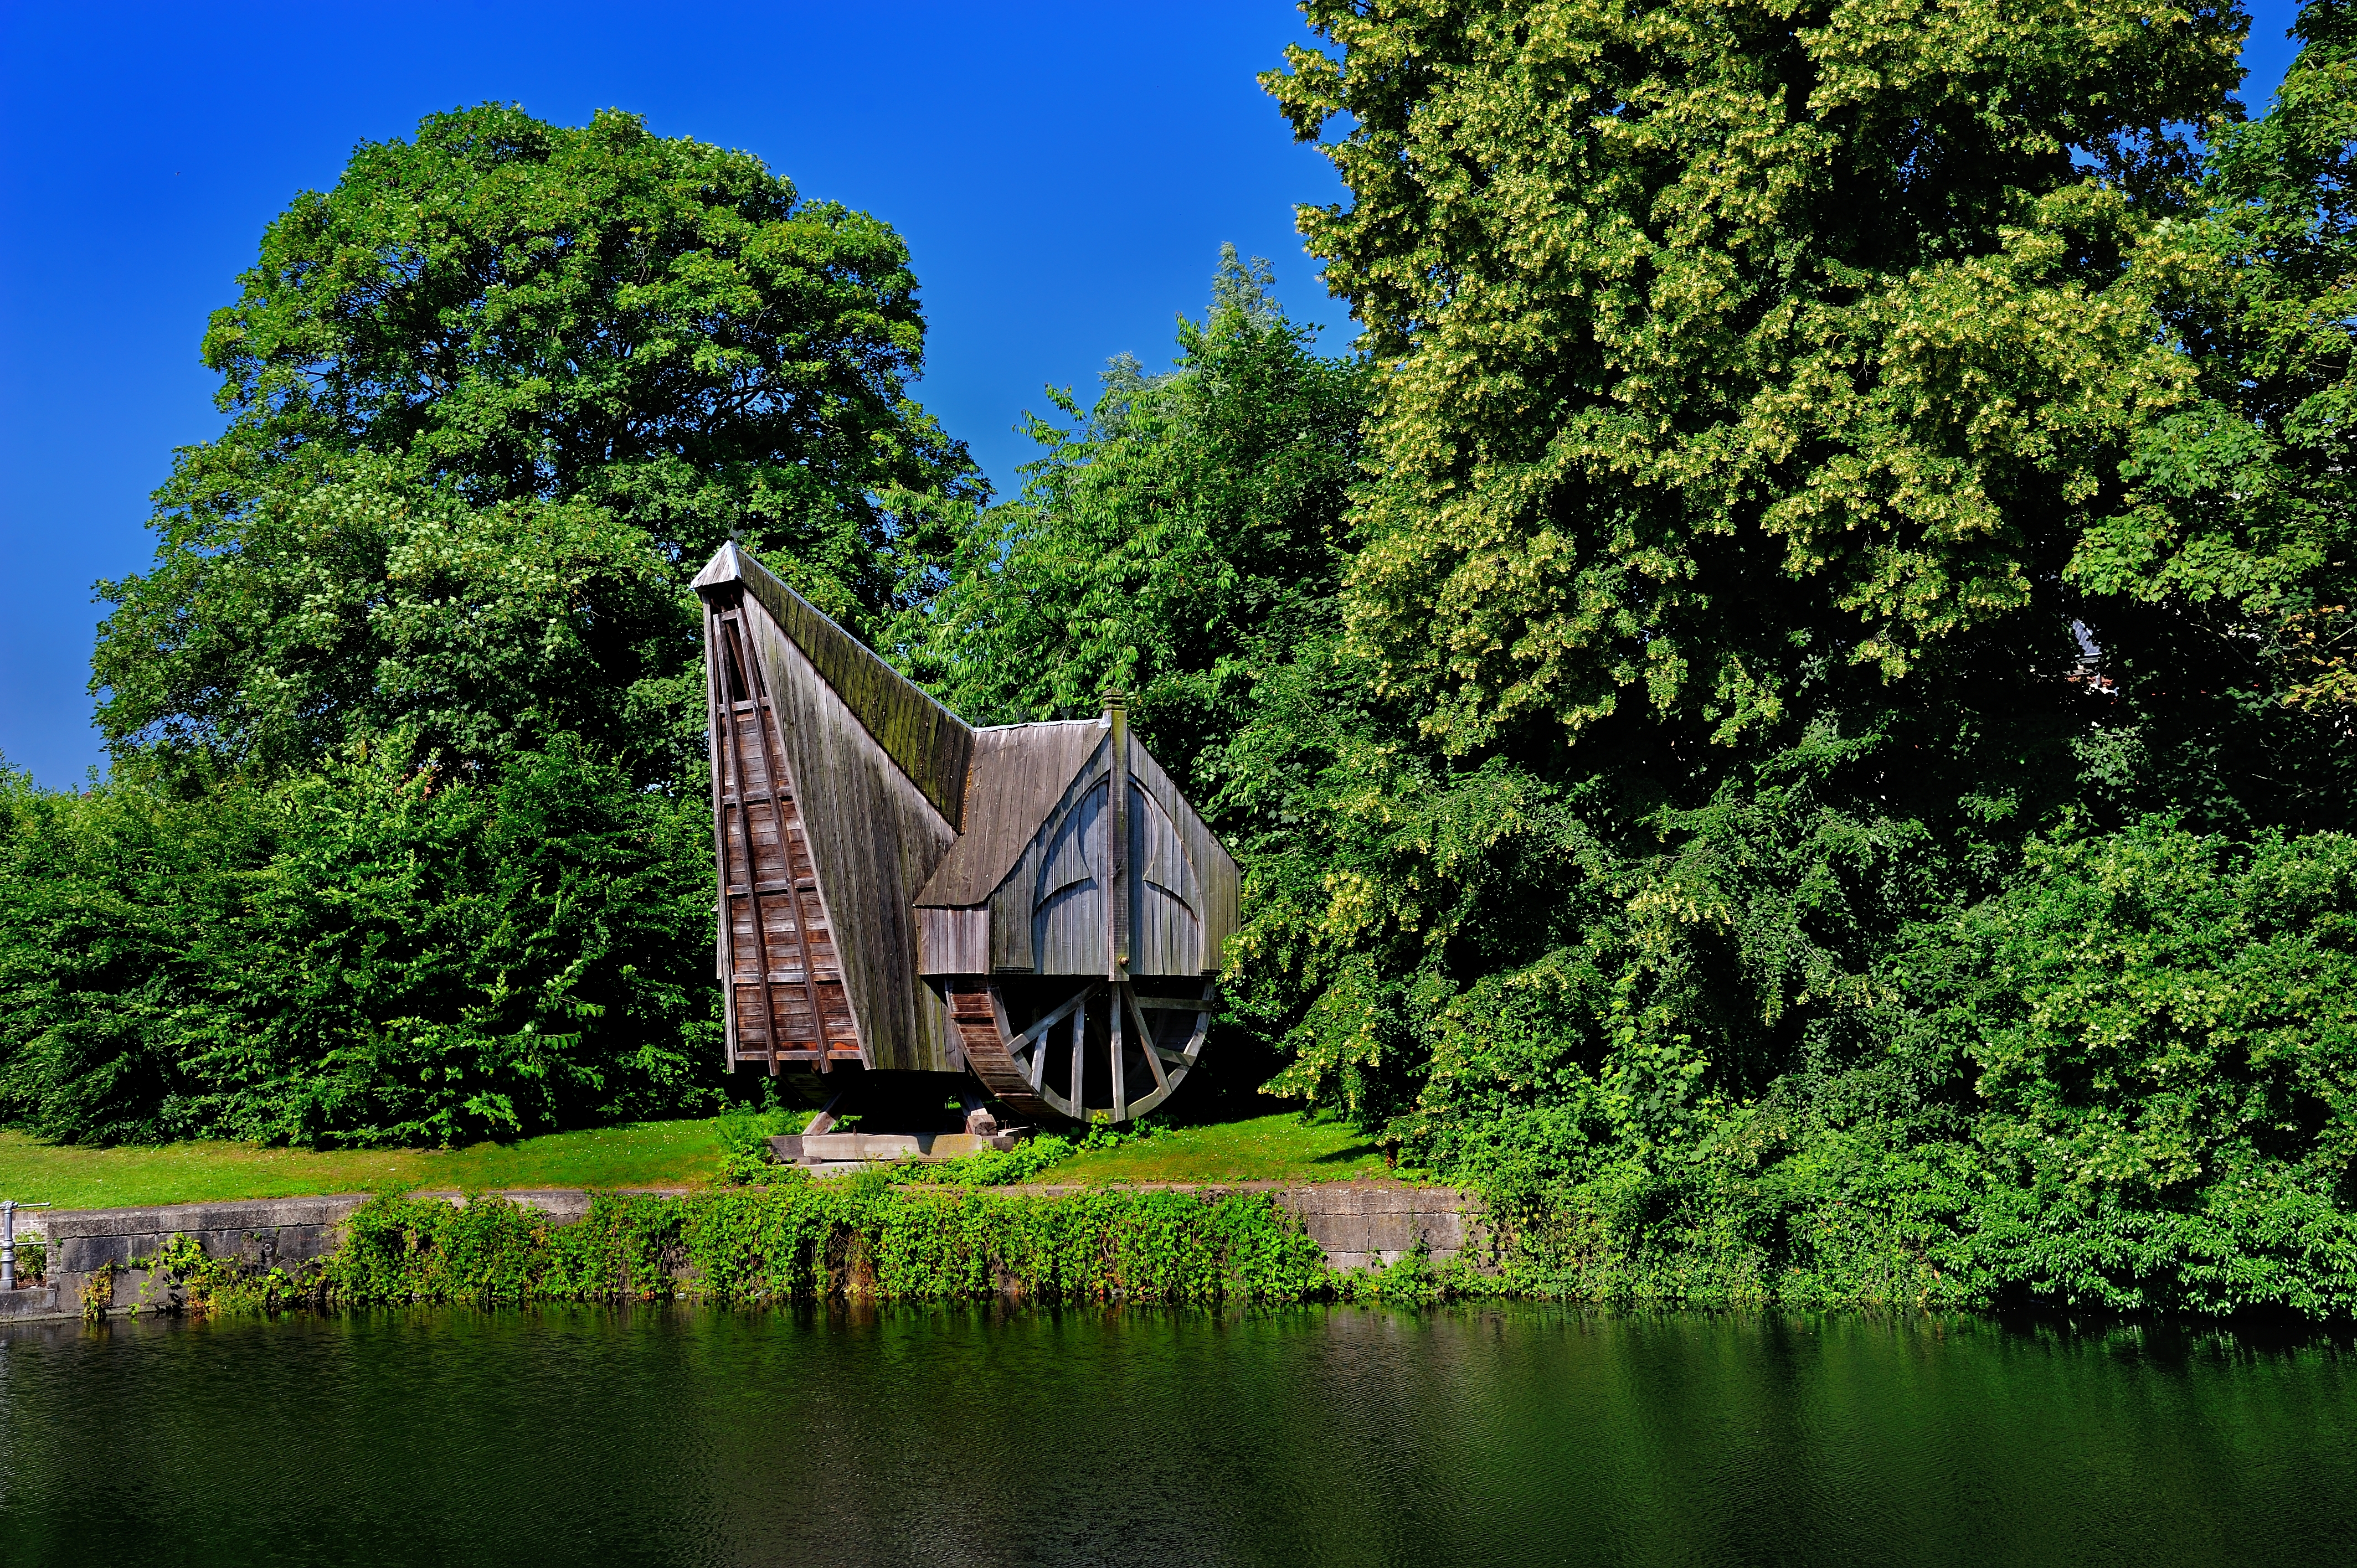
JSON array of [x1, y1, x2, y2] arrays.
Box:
[[694, 543, 967, 1075]]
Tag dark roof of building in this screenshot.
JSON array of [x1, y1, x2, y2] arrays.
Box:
[[913, 720, 1105, 907]]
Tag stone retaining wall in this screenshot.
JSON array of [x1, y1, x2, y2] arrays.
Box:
[[1013, 1183, 1486, 1271], [0, 1181, 1487, 1322]]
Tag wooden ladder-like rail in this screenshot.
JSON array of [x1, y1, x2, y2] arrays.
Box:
[[711, 599, 859, 1071]]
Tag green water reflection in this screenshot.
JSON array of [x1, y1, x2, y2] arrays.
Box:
[[0, 1307, 2349, 1566]]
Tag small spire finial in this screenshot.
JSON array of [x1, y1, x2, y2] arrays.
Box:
[[1100, 684, 1126, 719]]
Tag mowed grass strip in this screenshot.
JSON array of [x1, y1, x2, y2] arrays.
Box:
[[0, 1110, 1408, 1211], [0, 1120, 729, 1211], [1048, 1112, 1403, 1184]]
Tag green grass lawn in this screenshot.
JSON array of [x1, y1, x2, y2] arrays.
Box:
[[0, 1120, 731, 1211], [0, 1108, 1409, 1211], [1046, 1111, 1407, 1184]]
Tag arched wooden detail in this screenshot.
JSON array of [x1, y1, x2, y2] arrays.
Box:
[[1032, 777, 1108, 975], [1025, 769, 1205, 978], [1133, 783, 1202, 976], [947, 978, 1213, 1124], [708, 591, 862, 1072]]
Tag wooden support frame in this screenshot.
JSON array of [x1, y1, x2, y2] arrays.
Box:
[[695, 539, 1238, 1122], [709, 589, 857, 1072]]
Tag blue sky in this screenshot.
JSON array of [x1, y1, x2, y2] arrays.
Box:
[[0, 1, 2314, 789]]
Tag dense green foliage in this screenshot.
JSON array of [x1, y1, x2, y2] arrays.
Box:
[[13, 4, 2357, 1322], [1193, 0, 2357, 1315], [99, 105, 973, 785], [0, 744, 716, 1146], [0, 105, 981, 1146], [126, 1183, 1340, 1313], [903, 246, 1368, 814], [901, 0, 2357, 1316]]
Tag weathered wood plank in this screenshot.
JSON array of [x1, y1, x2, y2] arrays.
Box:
[[701, 543, 976, 828], [746, 607, 960, 1071], [917, 906, 990, 974], [1129, 740, 1239, 973]]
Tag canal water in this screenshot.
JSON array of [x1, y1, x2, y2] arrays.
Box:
[[0, 1306, 2350, 1566]]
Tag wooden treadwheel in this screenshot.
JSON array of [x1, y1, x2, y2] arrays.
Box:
[[948, 978, 1213, 1125]]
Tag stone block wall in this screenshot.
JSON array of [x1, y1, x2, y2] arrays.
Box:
[[0, 1180, 1488, 1322]]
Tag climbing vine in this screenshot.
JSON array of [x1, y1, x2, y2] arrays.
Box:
[[121, 1178, 1347, 1314]]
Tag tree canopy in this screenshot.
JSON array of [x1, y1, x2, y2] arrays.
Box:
[[14, 7, 2357, 1316], [0, 106, 986, 1146], [95, 105, 979, 788], [1134, 0, 2357, 1312], [902, 247, 1368, 812], [1269, 0, 2242, 756]]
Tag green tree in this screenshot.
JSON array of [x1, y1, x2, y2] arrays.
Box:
[[97, 104, 979, 786], [0, 745, 718, 1146], [1226, 0, 2357, 1319], [91, 460, 697, 789], [905, 247, 1370, 816], [2068, 0, 2357, 831], [1, 105, 986, 1146], [1268, 0, 2238, 754], [1246, 0, 2251, 1139]]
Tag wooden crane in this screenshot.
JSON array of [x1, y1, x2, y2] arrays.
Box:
[[695, 541, 1239, 1125]]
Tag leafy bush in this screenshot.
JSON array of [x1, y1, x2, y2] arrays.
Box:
[[0, 744, 722, 1146], [296, 1184, 1330, 1308], [1433, 821, 2357, 1316]]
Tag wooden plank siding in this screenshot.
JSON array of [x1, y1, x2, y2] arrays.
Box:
[[982, 733, 1241, 978], [699, 543, 974, 829], [916, 906, 991, 974], [743, 607, 962, 1072], [912, 723, 1105, 909], [708, 601, 860, 1069], [1129, 739, 1241, 972], [986, 734, 1108, 973]]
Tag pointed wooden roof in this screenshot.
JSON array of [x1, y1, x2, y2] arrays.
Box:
[[692, 540, 974, 828], [913, 720, 1107, 907]]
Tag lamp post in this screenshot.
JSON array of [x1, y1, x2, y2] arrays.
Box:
[[3, 1199, 51, 1290]]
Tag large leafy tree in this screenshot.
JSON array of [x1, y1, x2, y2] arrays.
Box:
[[97, 104, 979, 786], [2, 105, 982, 1145], [1227, 0, 2357, 1317], [905, 249, 1369, 816], [1246, 0, 2250, 1136], [1268, 0, 2240, 753], [2068, 0, 2357, 831], [91, 462, 697, 788]]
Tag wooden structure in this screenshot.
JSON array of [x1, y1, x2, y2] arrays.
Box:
[[694, 541, 1239, 1124]]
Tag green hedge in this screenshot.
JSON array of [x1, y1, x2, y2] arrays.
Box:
[[132, 1177, 1366, 1313]]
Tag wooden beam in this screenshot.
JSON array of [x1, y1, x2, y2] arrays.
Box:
[[716, 608, 781, 1076], [1110, 982, 1126, 1123], [1125, 986, 1170, 1093], [725, 611, 835, 1073], [1105, 688, 1130, 980], [703, 605, 738, 1072]]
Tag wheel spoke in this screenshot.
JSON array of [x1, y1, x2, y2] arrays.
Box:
[[980, 979, 1213, 1126], [1109, 984, 1128, 1123], [1125, 986, 1170, 1092], [1015, 984, 1094, 1050]]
